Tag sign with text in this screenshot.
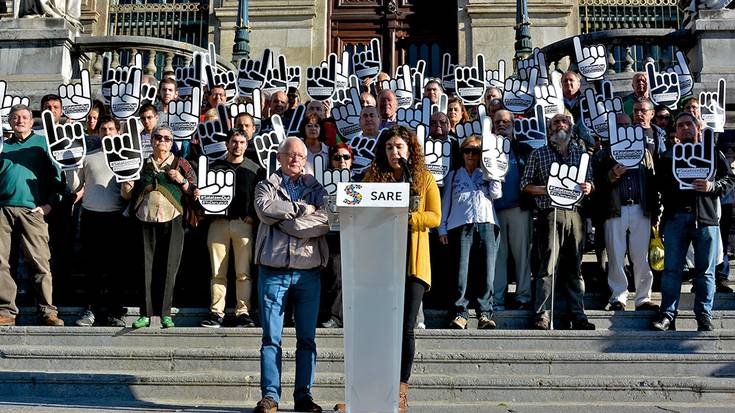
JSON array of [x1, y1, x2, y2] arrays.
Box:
[[336, 182, 410, 208]]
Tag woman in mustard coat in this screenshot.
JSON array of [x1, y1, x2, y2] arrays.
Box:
[[363, 125, 441, 411]]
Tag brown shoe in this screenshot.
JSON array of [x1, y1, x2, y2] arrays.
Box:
[[399, 382, 409, 412], [449, 315, 467, 329], [0, 316, 16, 326], [42, 314, 64, 327], [253, 396, 278, 413], [532, 317, 550, 330], [333, 403, 346, 412]]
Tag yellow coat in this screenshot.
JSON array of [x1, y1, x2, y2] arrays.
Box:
[[407, 171, 441, 289]]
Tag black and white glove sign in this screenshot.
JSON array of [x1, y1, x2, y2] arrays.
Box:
[[59, 69, 92, 121], [514, 104, 547, 149], [306, 53, 340, 102], [381, 66, 414, 109], [254, 114, 287, 177], [573, 36, 607, 81], [700, 78, 727, 133], [0, 81, 30, 129], [503, 67, 537, 114], [229, 88, 263, 134], [485, 59, 506, 90], [481, 117, 510, 181], [102, 118, 144, 182], [352, 38, 382, 83], [314, 154, 351, 195], [175, 52, 204, 97], [580, 80, 622, 140], [333, 87, 363, 141], [110, 67, 142, 120], [197, 104, 230, 161], [646, 62, 680, 110], [197, 155, 235, 215], [666, 50, 693, 97], [673, 127, 716, 190], [238, 48, 274, 97], [454, 54, 487, 105], [417, 124, 452, 185], [608, 112, 645, 168], [441, 52, 457, 95], [547, 153, 590, 210], [165, 86, 201, 140], [43, 110, 86, 170], [534, 71, 564, 120], [101, 52, 143, 104]]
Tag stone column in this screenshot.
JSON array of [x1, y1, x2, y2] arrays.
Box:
[[691, 9, 735, 93]]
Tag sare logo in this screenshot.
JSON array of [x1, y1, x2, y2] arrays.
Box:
[[342, 184, 363, 205]]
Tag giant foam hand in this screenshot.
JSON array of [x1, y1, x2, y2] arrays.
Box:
[[43, 110, 86, 170], [514, 104, 547, 149], [547, 153, 590, 209], [314, 154, 351, 195], [581, 81, 623, 140], [102, 118, 144, 182], [197, 155, 235, 215], [573, 37, 607, 81], [166, 86, 201, 140], [254, 114, 287, 177], [454, 54, 487, 105], [607, 112, 645, 168], [673, 127, 716, 189], [481, 117, 510, 181], [59, 69, 92, 121], [700, 78, 727, 133], [503, 67, 537, 114], [646, 61, 680, 110]]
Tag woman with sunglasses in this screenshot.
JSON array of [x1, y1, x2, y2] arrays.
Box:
[[362, 125, 440, 411], [438, 136, 502, 330], [121, 125, 197, 329]]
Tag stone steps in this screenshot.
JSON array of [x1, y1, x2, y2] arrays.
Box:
[[1, 345, 734, 377]]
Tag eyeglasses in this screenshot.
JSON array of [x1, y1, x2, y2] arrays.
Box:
[[332, 154, 352, 161], [462, 147, 482, 155], [280, 152, 306, 160], [633, 108, 653, 113], [153, 134, 172, 142]]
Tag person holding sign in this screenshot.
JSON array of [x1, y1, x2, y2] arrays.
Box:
[[520, 114, 595, 330], [200, 129, 263, 329], [632, 99, 667, 160], [121, 125, 197, 329], [592, 114, 659, 313], [252, 137, 329, 413], [652, 113, 735, 332], [438, 136, 502, 330], [363, 125, 441, 411], [0, 104, 66, 327]]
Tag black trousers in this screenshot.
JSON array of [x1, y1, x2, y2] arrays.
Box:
[[400, 277, 426, 383], [141, 216, 184, 317]]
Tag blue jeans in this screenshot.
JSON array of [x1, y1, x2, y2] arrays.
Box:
[[258, 266, 321, 403], [661, 212, 718, 320], [450, 222, 498, 318]]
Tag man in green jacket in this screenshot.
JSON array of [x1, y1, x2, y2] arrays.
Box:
[[0, 104, 65, 326]]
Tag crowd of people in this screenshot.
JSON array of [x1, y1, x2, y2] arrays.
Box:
[[0, 44, 733, 413]]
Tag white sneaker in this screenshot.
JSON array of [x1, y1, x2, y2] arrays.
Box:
[[75, 310, 95, 327]]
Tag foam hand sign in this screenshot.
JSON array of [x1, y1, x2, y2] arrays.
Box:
[[165, 86, 201, 140], [42, 110, 86, 170], [237, 48, 273, 97], [314, 154, 351, 195], [352, 38, 382, 82], [673, 127, 716, 189], [229, 88, 262, 134], [573, 37, 607, 81], [534, 71, 564, 120], [397, 97, 433, 131], [646, 62, 680, 110], [667, 50, 693, 97], [262, 54, 291, 95], [441, 53, 457, 95], [58, 69, 92, 121], [417, 124, 452, 185], [700, 78, 727, 133], [102, 118, 144, 182], [381, 66, 414, 109], [197, 104, 230, 161], [503, 67, 538, 114], [110, 67, 142, 120], [306, 53, 340, 101], [518, 48, 548, 85], [285, 104, 306, 137], [546, 152, 590, 210], [288, 65, 302, 89], [0, 81, 30, 129], [175, 52, 203, 97], [485, 60, 506, 90], [101, 52, 143, 104], [581, 81, 623, 139], [481, 117, 510, 181], [140, 83, 157, 106], [348, 133, 378, 174], [607, 112, 645, 167], [514, 104, 547, 149], [197, 155, 235, 215], [333, 86, 363, 141], [454, 54, 487, 105], [205, 64, 238, 104], [254, 114, 287, 176]]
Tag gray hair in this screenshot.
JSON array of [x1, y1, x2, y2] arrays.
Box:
[[152, 125, 174, 137], [8, 104, 32, 122], [277, 136, 307, 154]]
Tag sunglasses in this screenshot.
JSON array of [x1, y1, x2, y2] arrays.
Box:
[[153, 134, 172, 142], [332, 154, 352, 161], [462, 147, 482, 155]]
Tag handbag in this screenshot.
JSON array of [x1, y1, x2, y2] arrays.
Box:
[[171, 156, 203, 228], [649, 226, 665, 272]]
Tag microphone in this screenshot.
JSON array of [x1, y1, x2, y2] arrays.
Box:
[[398, 157, 412, 186]]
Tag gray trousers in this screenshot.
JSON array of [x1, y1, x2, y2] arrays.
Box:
[[533, 208, 586, 321], [0, 206, 57, 318], [494, 207, 533, 306]]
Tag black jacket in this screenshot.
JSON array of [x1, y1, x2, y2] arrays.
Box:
[[210, 158, 264, 221], [593, 147, 659, 221]]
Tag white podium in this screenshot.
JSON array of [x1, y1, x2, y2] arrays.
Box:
[[336, 182, 410, 413]]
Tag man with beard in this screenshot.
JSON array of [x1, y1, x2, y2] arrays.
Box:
[[492, 109, 534, 311], [521, 114, 595, 330], [652, 113, 735, 331]]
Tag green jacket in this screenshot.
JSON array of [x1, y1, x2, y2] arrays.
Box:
[[0, 133, 64, 209]]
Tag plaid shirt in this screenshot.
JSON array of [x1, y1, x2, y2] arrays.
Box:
[[282, 174, 305, 201], [520, 143, 592, 211]]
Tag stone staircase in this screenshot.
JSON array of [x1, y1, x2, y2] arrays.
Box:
[[2, 284, 735, 412]]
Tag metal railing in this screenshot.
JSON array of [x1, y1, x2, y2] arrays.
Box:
[[579, 0, 681, 34], [108, 0, 209, 48]]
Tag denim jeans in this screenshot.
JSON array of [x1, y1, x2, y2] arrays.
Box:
[[450, 222, 499, 318], [661, 212, 718, 320], [258, 266, 321, 403]]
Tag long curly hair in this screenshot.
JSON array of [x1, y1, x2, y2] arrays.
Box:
[[364, 125, 427, 194]]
